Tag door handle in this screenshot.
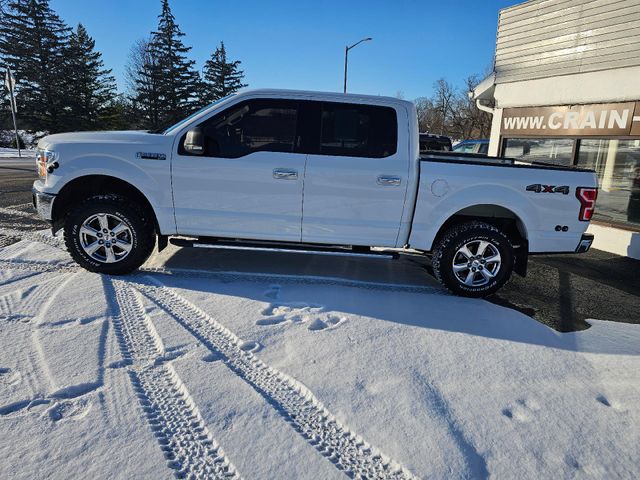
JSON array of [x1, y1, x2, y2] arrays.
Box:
[[377, 175, 401, 186], [273, 168, 298, 180]]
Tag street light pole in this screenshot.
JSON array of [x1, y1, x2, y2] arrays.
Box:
[[343, 45, 348, 94], [4, 67, 20, 158], [343, 37, 372, 94]]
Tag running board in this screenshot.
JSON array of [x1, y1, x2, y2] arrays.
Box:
[[169, 237, 399, 260]]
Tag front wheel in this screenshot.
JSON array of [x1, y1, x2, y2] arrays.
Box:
[[431, 221, 514, 297], [64, 196, 155, 275]]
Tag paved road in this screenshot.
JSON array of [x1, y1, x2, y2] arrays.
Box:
[[0, 157, 38, 211], [1, 156, 638, 332]]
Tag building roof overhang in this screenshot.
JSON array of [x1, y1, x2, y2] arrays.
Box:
[[470, 73, 496, 103]]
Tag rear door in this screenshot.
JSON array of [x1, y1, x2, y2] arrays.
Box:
[[172, 98, 306, 241], [300, 101, 410, 247]]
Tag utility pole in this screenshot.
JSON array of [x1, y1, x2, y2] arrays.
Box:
[[4, 67, 20, 158], [343, 37, 372, 94]]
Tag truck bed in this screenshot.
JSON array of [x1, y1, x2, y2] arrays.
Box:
[[420, 152, 595, 173], [409, 152, 598, 253]]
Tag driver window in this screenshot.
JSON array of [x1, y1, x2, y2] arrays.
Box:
[[186, 99, 298, 158]]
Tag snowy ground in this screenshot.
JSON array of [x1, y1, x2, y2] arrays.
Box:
[[0, 215, 639, 479]]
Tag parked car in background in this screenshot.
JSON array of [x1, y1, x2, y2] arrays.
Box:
[[33, 89, 598, 297], [419, 133, 452, 153], [453, 139, 490, 155]]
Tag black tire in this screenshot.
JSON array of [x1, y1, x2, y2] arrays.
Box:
[[64, 195, 155, 275], [431, 221, 514, 298]]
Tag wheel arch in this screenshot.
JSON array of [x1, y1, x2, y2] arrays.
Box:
[[432, 204, 527, 245], [431, 204, 529, 277], [51, 175, 160, 236]]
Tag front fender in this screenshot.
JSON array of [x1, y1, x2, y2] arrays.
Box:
[[43, 153, 175, 234]]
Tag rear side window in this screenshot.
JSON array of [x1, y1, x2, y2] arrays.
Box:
[[319, 102, 397, 158], [186, 99, 298, 158]]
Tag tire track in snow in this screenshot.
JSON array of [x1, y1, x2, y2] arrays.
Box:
[[0, 206, 40, 219], [0, 235, 19, 248], [0, 272, 63, 324], [0, 269, 48, 291], [135, 275, 417, 480], [0, 236, 36, 259], [0, 227, 64, 249], [0, 258, 78, 273], [0, 272, 79, 418], [108, 278, 240, 480], [31, 273, 78, 393]]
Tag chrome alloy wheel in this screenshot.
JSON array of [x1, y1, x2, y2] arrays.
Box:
[[79, 213, 133, 264], [452, 240, 502, 287]]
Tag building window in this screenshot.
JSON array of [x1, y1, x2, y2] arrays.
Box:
[[577, 139, 640, 226], [503, 138, 574, 166]]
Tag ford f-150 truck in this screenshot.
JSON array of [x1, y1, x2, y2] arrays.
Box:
[[32, 89, 598, 297]]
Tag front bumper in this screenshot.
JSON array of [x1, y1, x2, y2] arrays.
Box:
[[575, 233, 594, 253], [32, 187, 56, 221]]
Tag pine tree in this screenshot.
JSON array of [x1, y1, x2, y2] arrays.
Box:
[[137, 0, 201, 130], [62, 24, 118, 131], [0, 0, 71, 132], [100, 94, 131, 131], [202, 41, 247, 103]]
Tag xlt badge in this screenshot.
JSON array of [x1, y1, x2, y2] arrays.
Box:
[[136, 152, 166, 160]]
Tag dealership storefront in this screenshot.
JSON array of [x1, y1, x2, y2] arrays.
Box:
[[473, 0, 640, 258], [501, 102, 640, 229]]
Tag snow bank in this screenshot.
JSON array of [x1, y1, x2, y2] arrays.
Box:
[[0, 130, 47, 149]]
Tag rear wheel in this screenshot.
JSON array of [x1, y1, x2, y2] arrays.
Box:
[[64, 196, 155, 274], [432, 221, 514, 297]]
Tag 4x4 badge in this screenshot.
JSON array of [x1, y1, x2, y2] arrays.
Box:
[[526, 184, 569, 195]]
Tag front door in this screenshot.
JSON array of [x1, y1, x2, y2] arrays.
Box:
[[172, 98, 305, 242]]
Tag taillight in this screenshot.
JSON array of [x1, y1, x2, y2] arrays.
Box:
[[576, 187, 598, 221]]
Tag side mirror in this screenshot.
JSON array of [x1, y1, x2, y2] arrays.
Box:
[[183, 127, 205, 155]]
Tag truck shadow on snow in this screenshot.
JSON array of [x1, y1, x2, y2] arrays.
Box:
[[142, 246, 640, 357]]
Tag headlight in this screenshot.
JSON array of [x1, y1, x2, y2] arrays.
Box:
[[36, 149, 59, 177]]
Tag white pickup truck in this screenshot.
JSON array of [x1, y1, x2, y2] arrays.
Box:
[[32, 89, 598, 297]]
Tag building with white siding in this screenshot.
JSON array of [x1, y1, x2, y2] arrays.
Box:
[[473, 0, 640, 258]]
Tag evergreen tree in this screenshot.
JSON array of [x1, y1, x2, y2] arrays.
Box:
[[202, 41, 247, 103], [63, 24, 118, 131], [136, 0, 201, 130], [0, 0, 71, 132], [100, 94, 131, 131]]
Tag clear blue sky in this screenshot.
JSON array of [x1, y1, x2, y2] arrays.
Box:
[[51, 0, 518, 100]]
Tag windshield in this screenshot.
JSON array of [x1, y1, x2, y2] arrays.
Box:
[[161, 95, 234, 135], [453, 142, 476, 153]]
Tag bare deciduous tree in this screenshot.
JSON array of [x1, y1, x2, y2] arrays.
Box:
[[415, 74, 492, 142], [125, 38, 152, 95], [125, 37, 162, 129]]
